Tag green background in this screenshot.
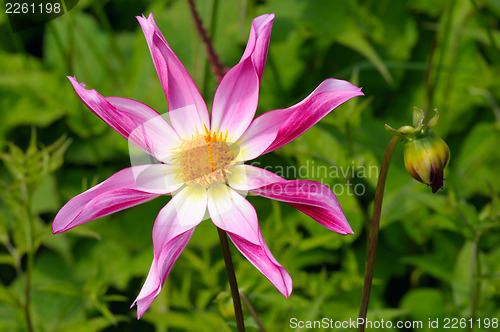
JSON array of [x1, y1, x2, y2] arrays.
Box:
[[1, 0, 499, 331]]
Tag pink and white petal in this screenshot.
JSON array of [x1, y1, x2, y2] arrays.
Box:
[[241, 13, 275, 81], [68, 77, 179, 161], [133, 164, 184, 194], [132, 185, 207, 318], [234, 108, 290, 161], [227, 164, 284, 191], [210, 14, 274, 142], [106, 97, 180, 162], [264, 79, 363, 153], [137, 14, 209, 138], [207, 183, 292, 297], [207, 183, 258, 243], [236, 79, 364, 159], [210, 59, 259, 142], [132, 228, 194, 319], [152, 184, 207, 258], [250, 180, 353, 235], [52, 165, 183, 234], [228, 232, 292, 298]]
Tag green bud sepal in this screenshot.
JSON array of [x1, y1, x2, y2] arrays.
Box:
[[386, 107, 450, 193]]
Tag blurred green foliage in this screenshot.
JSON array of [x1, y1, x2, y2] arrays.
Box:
[[1, 0, 499, 331]]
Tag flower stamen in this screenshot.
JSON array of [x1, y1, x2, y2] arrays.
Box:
[[173, 125, 235, 187], [204, 124, 216, 172]]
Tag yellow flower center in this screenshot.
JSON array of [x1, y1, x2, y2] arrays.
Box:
[[173, 125, 236, 187]]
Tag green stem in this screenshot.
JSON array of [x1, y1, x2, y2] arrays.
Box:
[[21, 183, 34, 332], [470, 0, 498, 54], [469, 235, 482, 332], [468, 241, 477, 332], [217, 228, 245, 332], [25, 254, 34, 332], [358, 136, 399, 332], [424, 33, 438, 113], [240, 292, 265, 332], [427, 1, 454, 118]]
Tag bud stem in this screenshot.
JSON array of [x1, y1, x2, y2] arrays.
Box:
[[358, 136, 400, 332]]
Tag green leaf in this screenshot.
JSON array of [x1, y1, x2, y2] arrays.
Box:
[[451, 241, 474, 308], [31, 174, 60, 214], [270, 0, 393, 83], [452, 123, 500, 197], [401, 288, 446, 321], [402, 255, 453, 282], [0, 54, 70, 141], [43, 134, 72, 173], [57, 316, 128, 332], [0, 253, 16, 266], [0, 283, 21, 308]]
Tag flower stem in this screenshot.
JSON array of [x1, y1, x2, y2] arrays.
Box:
[[358, 136, 399, 332], [217, 227, 245, 332], [187, 0, 226, 82]]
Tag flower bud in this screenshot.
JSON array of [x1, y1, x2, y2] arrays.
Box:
[[402, 131, 450, 193], [386, 107, 450, 193]]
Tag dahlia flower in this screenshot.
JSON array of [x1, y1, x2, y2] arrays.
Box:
[[53, 13, 363, 318]]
